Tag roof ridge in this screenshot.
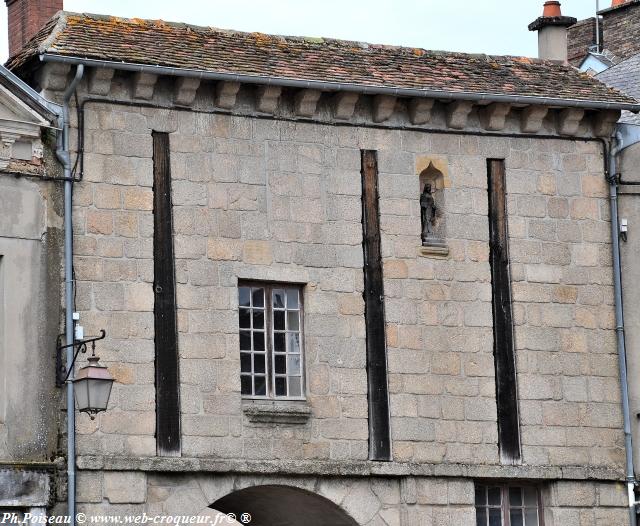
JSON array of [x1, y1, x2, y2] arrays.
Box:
[[39, 11, 68, 54]]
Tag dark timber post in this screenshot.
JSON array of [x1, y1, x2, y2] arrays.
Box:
[[487, 159, 521, 464], [152, 131, 181, 456], [361, 150, 392, 461]]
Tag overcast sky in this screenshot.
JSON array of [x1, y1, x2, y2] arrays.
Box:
[[1, 0, 604, 63]]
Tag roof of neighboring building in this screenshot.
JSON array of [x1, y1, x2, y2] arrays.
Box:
[[0, 64, 58, 120], [6, 11, 639, 109], [597, 52, 640, 123]]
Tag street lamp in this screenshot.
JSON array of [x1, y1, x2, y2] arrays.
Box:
[[56, 329, 114, 418]]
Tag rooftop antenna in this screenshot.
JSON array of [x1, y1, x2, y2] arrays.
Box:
[[596, 0, 601, 52]]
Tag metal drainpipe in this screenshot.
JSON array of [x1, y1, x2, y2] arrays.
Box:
[[55, 64, 84, 525], [609, 130, 638, 526]]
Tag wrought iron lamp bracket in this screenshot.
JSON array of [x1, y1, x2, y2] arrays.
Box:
[[55, 329, 106, 387]]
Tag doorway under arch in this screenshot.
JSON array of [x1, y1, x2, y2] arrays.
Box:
[[211, 484, 359, 526]]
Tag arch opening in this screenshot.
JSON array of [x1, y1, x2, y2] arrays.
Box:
[[211, 485, 359, 526]]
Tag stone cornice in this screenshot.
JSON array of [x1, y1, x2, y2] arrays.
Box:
[[76, 455, 625, 482]]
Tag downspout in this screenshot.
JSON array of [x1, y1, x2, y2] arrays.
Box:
[[608, 130, 638, 526], [55, 64, 84, 525]]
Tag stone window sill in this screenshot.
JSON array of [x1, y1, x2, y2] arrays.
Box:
[[419, 244, 449, 258], [242, 400, 312, 424]]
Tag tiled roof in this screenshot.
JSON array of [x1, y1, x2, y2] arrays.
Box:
[[597, 53, 640, 123], [6, 12, 638, 108]]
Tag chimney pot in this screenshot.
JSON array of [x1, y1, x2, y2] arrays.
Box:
[[543, 1, 563, 17], [5, 0, 63, 58], [611, 0, 629, 6]]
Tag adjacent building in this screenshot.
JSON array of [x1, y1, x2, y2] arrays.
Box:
[[3, 0, 640, 524]]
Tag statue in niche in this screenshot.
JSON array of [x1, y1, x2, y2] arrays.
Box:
[[420, 183, 437, 244]]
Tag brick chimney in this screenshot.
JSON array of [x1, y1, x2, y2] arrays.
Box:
[[599, 0, 640, 60], [5, 0, 62, 58], [528, 1, 577, 63]]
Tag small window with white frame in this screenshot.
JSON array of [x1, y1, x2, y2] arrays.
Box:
[[475, 483, 543, 526], [238, 282, 305, 400]]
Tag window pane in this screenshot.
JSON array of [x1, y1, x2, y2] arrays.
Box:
[[524, 509, 538, 526], [273, 289, 285, 309], [252, 287, 264, 308], [475, 486, 486, 506], [253, 310, 264, 329], [476, 509, 486, 526], [254, 331, 265, 351], [254, 353, 266, 374], [274, 310, 285, 330], [240, 331, 251, 350], [288, 354, 301, 375], [523, 488, 537, 507], [275, 354, 286, 374], [287, 311, 300, 331], [488, 508, 501, 526], [289, 376, 301, 397], [274, 333, 285, 352], [488, 487, 501, 506], [510, 510, 523, 526], [275, 377, 286, 396], [287, 332, 300, 353], [254, 375, 266, 396], [240, 352, 251, 373], [241, 375, 252, 395], [509, 487, 522, 507], [239, 287, 251, 307], [287, 289, 299, 309], [239, 308, 251, 329]]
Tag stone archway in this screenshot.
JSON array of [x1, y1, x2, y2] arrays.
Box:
[[211, 485, 359, 526]]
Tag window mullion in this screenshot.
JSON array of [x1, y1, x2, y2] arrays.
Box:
[[503, 487, 510, 526], [265, 285, 274, 398]]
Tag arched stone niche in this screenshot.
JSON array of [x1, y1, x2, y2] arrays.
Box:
[[416, 155, 449, 256]]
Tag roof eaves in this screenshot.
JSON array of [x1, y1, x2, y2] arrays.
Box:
[[39, 53, 640, 113]]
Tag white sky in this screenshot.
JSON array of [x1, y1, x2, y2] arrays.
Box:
[[1, 0, 604, 63]]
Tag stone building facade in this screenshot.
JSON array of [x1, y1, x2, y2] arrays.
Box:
[[5, 6, 640, 526]]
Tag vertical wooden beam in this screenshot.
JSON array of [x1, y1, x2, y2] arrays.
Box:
[[487, 159, 521, 465], [361, 150, 392, 461], [152, 131, 181, 456]]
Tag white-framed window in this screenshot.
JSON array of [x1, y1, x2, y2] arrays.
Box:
[[475, 484, 543, 526], [238, 282, 305, 400]]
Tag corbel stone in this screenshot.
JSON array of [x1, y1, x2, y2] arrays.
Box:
[[332, 92, 359, 120], [557, 108, 585, 136], [520, 105, 549, 133], [373, 95, 396, 123], [132, 72, 158, 100], [256, 85, 282, 113], [446, 100, 474, 129], [215, 81, 241, 109], [36, 62, 71, 96], [408, 98, 434, 125], [593, 109, 621, 137], [88, 67, 115, 96], [174, 77, 201, 106], [480, 103, 511, 131], [294, 89, 322, 117]]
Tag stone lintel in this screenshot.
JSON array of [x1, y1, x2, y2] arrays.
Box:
[[480, 103, 511, 131], [446, 100, 474, 129], [88, 67, 115, 96], [333, 92, 359, 120], [132, 72, 158, 100], [373, 94, 396, 123], [256, 85, 282, 113], [558, 108, 585, 136], [521, 105, 549, 133], [294, 89, 322, 117], [215, 81, 241, 109], [174, 77, 201, 106], [593, 109, 621, 138], [408, 98, 435, 125], [76, 455, 625, 482]]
